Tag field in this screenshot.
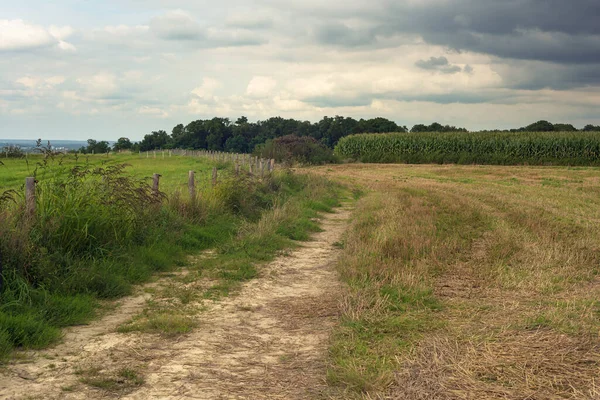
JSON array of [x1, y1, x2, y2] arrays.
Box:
[[2, 151, 600, 399], [0, 152, 342, 360], [0, 152, 216, 192], [335, 131, 600, 165], [318, 163, 600, 398]]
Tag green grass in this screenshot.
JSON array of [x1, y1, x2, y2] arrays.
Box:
[[77, 365, 145, 392], [0, 152, 216, 192], [117, 172, 344, 336], [117, 310, 197, 337], [0, 152, 343, 359]]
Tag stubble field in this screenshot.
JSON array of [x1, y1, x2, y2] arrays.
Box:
[[318, 163, 600, 399]]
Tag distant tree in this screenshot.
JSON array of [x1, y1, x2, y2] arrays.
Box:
[[171, 124, 185, 141], [113, 137, 133, 151], [523, 120, 554, 132], [411, 123, 467, 133], [224, 135, 247, 153], [583, 124, 600, 132], [410, 124, 429, 133], [139, 130, 171, 151], [553, 124, 577, 132], [205, 117, 232, 151], [80, 139, 110, 154]]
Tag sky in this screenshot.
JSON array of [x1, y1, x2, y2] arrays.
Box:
[[1, 0, 599, 141]]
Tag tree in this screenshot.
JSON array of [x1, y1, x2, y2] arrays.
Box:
[[411, 123, 467, 133], [523, 120, 554, 132], [80, 139, 110, 154], [113, 137, 133, 151], [139, 130, 171, 151], [583, 124, 600, 131], [410, 124, 429, 133]]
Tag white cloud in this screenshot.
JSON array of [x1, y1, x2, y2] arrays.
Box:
[[246, 76, 277, 98], [150, 9, 204, 40], [138, 106, 169, 118], [104, 25, 149, 36], [191, 78, 220, 100], [15, 76, 66, 96], [0, 19, 75, 52], [45, 76, 66, 86], [48, 25, 74, 40], [16, 77, 40, 89], [1, 3, 599, 140]]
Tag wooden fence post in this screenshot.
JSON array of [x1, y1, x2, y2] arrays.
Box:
[[235, 164, 240, 176], [152, 174, 161, 196], [26, 177, 35, 217], [212, 167, 218, 186], [188, 170, 196, 200]]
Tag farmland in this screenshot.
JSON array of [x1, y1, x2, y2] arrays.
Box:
[[319, 163, 600, 398], [0, 152, 215, 192], [0, 152, 342, 360], [2, 150, 600, 399], [335, 131, 600, 165]]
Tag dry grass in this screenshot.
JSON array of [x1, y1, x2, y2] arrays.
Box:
[[316, 164, 600, 399]]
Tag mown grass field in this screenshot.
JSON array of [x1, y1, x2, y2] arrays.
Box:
[[0, 152, 342, 360], [318, 164, 600, 399], [0, 152, 216, 192]]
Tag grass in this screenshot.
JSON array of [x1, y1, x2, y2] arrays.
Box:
[[77, 365, 145, 393], [117, 172, 343, 336], [0, 152, 215, 192], [117, 309, 197, 337], [0, 151, 342, 359], [317, 163, 600, 399]]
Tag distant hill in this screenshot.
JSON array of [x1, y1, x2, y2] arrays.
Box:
[[0, 139, 90, 152]]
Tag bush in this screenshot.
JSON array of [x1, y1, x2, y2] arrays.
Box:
[[1, 146, 25, 158], [255, 135, 337, 165]]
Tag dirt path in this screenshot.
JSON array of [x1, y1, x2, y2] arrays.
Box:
[[0, 206, 351, 400]]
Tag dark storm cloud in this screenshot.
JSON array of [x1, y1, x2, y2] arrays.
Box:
[[314, 23, 376, 47], [303, 90, 505, 108], [149, 10, 266, 47], [310, 0, 600, 65], [415, 56, 463, 74], [506, 64, 600, 90]]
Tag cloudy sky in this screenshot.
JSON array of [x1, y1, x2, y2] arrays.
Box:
[[1, 0, 599, 140]]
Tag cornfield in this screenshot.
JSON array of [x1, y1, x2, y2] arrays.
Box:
[[334, 131, 600, 165]]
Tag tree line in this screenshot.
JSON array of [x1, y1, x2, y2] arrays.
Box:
[[76, 116, 600, 154]]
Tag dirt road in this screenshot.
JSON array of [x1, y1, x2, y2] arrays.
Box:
[[0, 206, 351, 399]]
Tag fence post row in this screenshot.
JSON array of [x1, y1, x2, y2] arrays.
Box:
[[152, 174, 161, 196], [188, 170, 196, 200], [212, 167, 218, 186], [25, 177, 35, 217]]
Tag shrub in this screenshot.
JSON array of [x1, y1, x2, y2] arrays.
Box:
[[255, 135, 337, 165], [1, 146, 25, 158]]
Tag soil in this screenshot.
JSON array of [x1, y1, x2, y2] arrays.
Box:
[[0, 207, 352, 400]]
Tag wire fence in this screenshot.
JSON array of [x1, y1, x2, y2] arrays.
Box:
[[20, 150, 277, 218]]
